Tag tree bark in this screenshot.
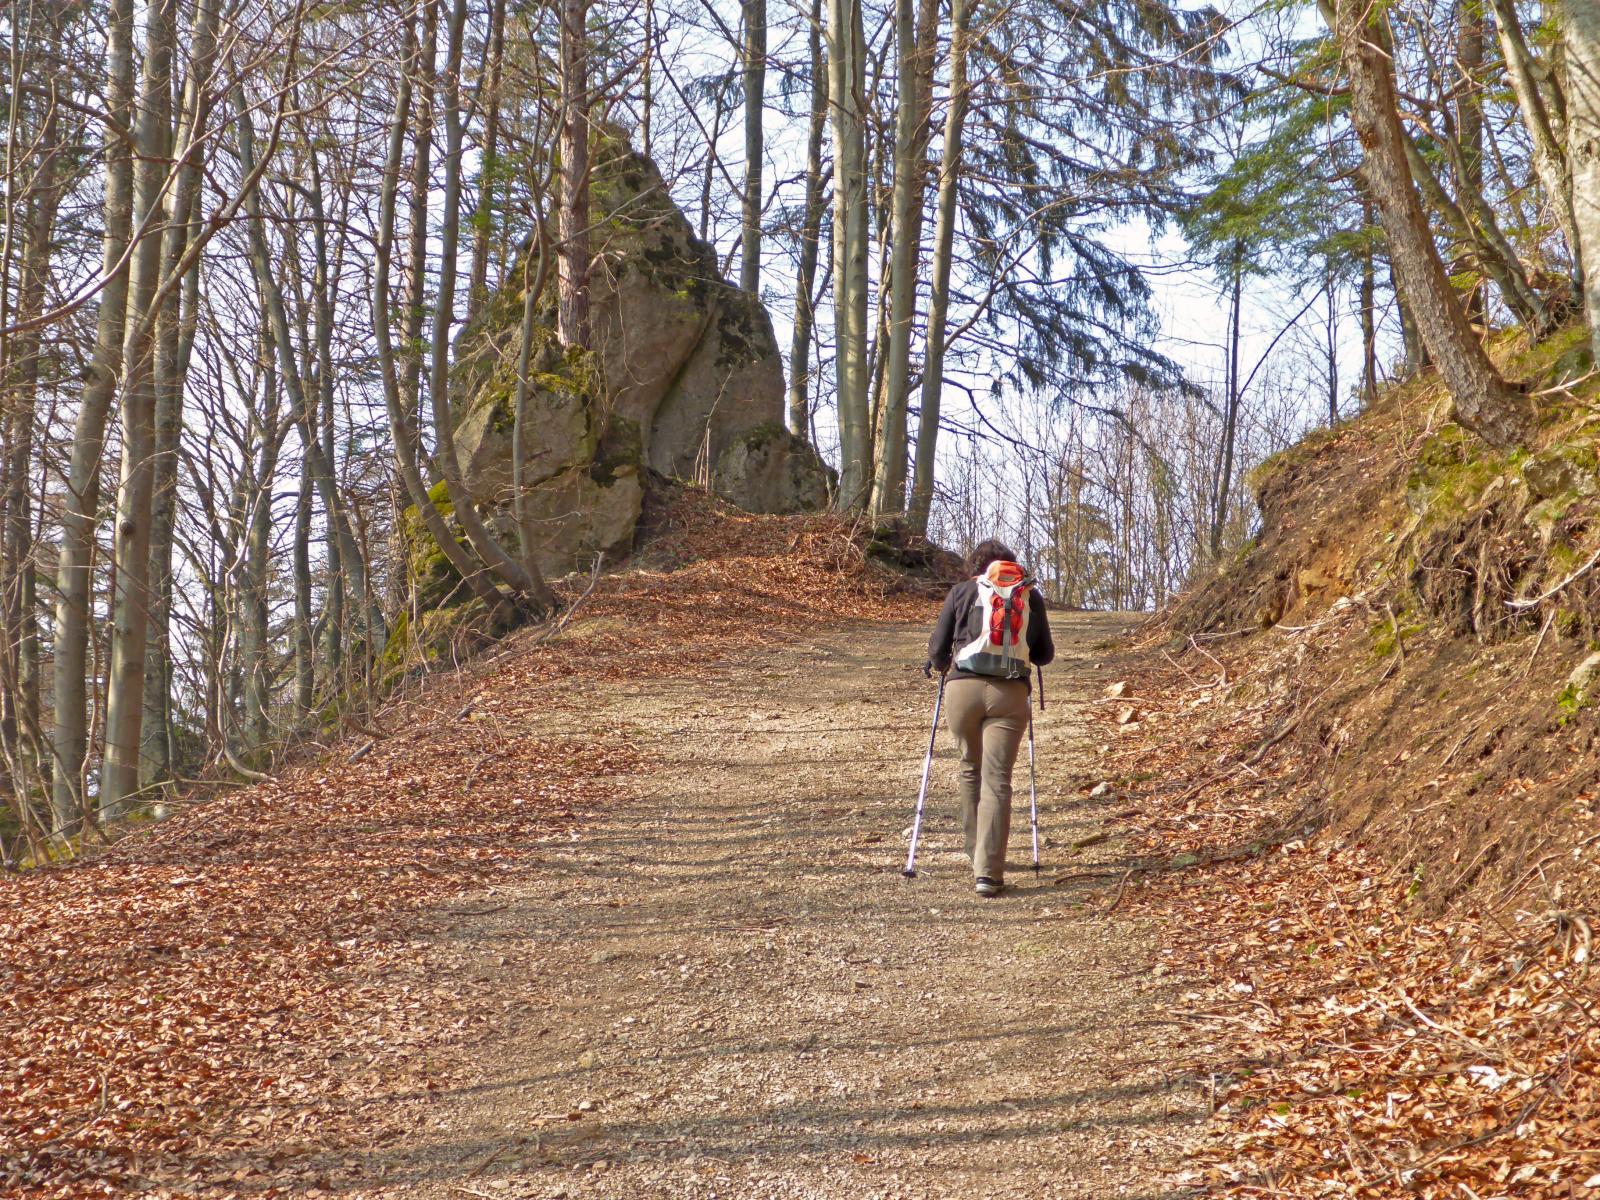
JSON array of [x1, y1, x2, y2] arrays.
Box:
[[870, 0, 939, 516], [1, 25, 62, 813], [51, 0, 137, 830], [558, 0, 592, 347], [1400, 129, 1552, 334], [1564, 0, 1600, 362], [788, 0, 828, 439], [469, 0, 508, 319], [235, 89, 383, 662], [428, 0, 555, 613], [371, 10, 532, 625], [1360, 198, 1378, 406], [143, 0, 219, 788], [1209, 251, 1243, 559], [829, 0, 871, 508], [1491, 0, 1581, 275], [1322, 0, 1533, 449], [101, 0, 176, 816], [908, 0, 971, 534], [740, 0, 766, 293]]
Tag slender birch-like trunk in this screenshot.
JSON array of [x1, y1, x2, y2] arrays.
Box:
[[1564, 0, 1600, 361], [788, 0, 828, 439], [428, 0, 555, 613], [371, 7, 534, 623], [1491, 0, 1580, 275], [101, 0, 176, 817], [740, 0, 766, 293], [51, 0, 137, 830], [469, 0, 508, 319], [871, 0, 940, 516], [143, 0, 219, 787], [908, 0, 971, 534], [558, 0, 592, 347], [828, 0, 871, 508]]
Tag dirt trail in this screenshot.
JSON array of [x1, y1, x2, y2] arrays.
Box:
[[352, 614, 1207, 1198]]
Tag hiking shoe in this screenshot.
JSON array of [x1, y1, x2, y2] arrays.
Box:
[[975, 877, 1003, 898]]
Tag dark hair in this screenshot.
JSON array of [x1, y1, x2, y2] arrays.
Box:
[[966, 539, 1017, 578]]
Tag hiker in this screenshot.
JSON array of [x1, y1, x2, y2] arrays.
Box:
[[926, 540, 1054, 897]]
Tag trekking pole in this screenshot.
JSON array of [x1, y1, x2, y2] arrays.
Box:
[[1027, 689, 1041, 877], [902, 667, 947, 879]]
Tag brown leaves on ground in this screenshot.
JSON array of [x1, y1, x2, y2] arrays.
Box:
[[1091, 608, 1600, 1199], [1, 491, 935, 1199]]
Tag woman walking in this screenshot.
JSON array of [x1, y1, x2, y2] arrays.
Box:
[[926, 540, 1054, 897]]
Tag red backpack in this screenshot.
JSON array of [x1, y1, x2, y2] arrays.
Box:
[[954, 561, 1034, 679]]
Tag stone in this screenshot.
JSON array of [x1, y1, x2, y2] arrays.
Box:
[[433, 130, 830, 582], [1568, 652, 1600, 699], [1089, 781, 1115, 799], [1521, 443, 1599, 501], [1105, 681, 1133, 699], [1115, 705, 1139, 725], [712, 423, 835, 514]]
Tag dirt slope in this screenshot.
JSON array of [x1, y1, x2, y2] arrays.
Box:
[[321, 615, 1209, 1199]]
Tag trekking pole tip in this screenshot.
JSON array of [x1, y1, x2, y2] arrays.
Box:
[[901, 868, 917, 879]]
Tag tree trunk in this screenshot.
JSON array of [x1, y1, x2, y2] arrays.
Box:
[[1564, 0, 1600, 363], [1325, 262, 1340, 425], [371, 7, 533, 625], [101, 0, 176, 817], [1401, 127, 1552, 335], [429, 0, 555, 613], [2, 22, 62, 813], [908, 0, 971, 534], [469, 0, 507, 319], [143, 0, 219, 788], [788, 0, 828, 440], [870, 0, 939, 516], [558, 0, 592, 348], [300, 151, 344, 680], [51, 0, 137, 831], [1395, 260, 1427, 375], [740, 0, 766, 293], [1322, 0, 1533, 449], [829, 0, 871, 508], [242, 331, 281, 749], [235, 89, 383, 661], [1491, 0, 1581, 276], [1209, 253, 1243, 559], [404, 0, 438, 482], [293, 454, 314, 712], [1361, 198, 1378, 406]]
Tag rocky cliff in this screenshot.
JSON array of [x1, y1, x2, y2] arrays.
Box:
[[435, 137, 832, 586]]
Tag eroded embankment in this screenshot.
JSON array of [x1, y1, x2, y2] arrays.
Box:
[[1090, 332, 1600, 1197]]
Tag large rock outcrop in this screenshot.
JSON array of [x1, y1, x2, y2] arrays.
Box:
[[439, 136, 832, 582]]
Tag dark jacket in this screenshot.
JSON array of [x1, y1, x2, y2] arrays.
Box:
[[927, 579, 1054, 684]]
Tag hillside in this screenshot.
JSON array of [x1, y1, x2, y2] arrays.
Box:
[[0, 487, 952, 1198], [1090, 327, 1600, 1196], [11, 352, 1600, 1198]]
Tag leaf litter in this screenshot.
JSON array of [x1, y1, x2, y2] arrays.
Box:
[[1, 488, 938, 1198], [1086, 598, 1600, 1200]]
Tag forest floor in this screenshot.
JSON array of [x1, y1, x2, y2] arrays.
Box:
[[331, 614, 1211, 1199]]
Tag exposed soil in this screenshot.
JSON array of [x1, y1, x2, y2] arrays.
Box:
[[334, 615, 1212, 1198]]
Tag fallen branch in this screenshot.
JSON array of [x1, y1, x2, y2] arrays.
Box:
[[532, 552, 606, 646]]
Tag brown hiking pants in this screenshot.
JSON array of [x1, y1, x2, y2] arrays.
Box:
[[943, 677, 1030, 881]]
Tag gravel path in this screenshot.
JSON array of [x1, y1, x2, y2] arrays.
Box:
[[357, 614, 1207, 1198]]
